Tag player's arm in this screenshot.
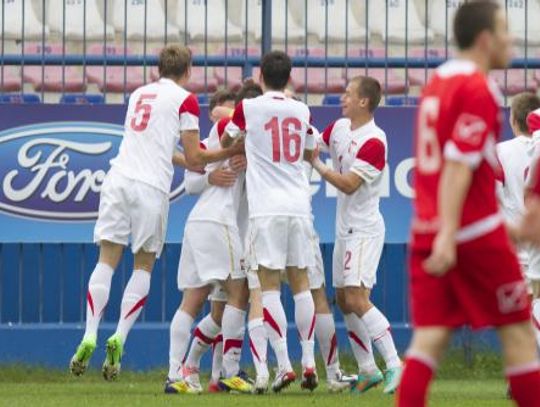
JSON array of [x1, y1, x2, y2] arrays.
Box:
[[312, 152, 364, 195], [221, 101, 246, 148], [182, 130, 244, 167], [184, 167, 237, 195]]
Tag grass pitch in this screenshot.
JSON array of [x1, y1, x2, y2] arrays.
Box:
[[0, 353, 514, 407]]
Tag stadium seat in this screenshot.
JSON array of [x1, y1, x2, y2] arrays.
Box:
[[177, 0, 242, 42], [407, 48, 449, 86], [369, 0, 433, 44], [113, 0, 180, 41], [427, 0, 462, 41], [490, 70, 538, 96], [343, 48, 407, 95], [290, 48, 345, 94], [0, 93, 41, 104], [48, 0, 114, 41], [85, 44, 145, 93], [198, 94, 209, 105], [290, 0, 368, 42], [322, 94, 341, 105], [214, 47, 260, 91], [0, 0, 48, 39], [499, 0, 540, 45], [59, 94, 105, 105], [0, 67, 22, 92], [386, 96, 420, 106], [22, 43, 86, 92], [241, 0, 304, 41]]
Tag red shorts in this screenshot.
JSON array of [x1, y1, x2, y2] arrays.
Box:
[[409, 226, 530, 330]]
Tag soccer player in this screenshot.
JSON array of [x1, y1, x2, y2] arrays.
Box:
[[165, 81, 263, 395], [222, 50, 318, 392], [399, 3, 540, 406], [310, 76, 402, 394], [69, 45, 242, 380]]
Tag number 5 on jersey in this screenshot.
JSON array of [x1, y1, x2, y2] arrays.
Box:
[[265, 116, 303, 163], [130, 94, 157, 132]]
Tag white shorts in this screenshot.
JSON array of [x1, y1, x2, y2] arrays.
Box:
[[94, 169, 169, 257], [178, 221, 244, 290], [248, 216, 315, 271], [333, 234, 384, 289]]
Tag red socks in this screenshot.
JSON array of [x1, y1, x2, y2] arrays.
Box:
[[507, 363, 540, 407], [396, 353, 436, 407]]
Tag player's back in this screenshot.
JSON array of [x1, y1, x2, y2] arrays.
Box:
[[111, 78, 198, 194], [241, 91, 312, 218], [413, 60, 503, 247]]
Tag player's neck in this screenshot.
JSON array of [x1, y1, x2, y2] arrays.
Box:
[[457, 50, 490, 75], [349, 113, 373, 131]]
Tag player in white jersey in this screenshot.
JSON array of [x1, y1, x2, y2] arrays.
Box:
[[165, 82, 263, 395], [222, 51, 318, 392], [69, 45, 242, 380], [311, 76, 402, 395]]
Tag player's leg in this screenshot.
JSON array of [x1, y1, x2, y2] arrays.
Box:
[[311, 286, 356, 392], [247, 285, 270, 393], [70, 240, 124, 376], [287, 265, 318, 391], [208, 299, 226, 392], [165, 285, 213, 394], [397, 327, 453, 407], [498, 321, 540, 407], [532, 281, 540, 348], [103, 249, 155, 381]]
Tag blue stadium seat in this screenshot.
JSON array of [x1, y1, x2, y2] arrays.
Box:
[[59, 94, 105, 105], [322, 95, 342, 106], [386, 96, 419, 106], [0, 93, 41, 104]]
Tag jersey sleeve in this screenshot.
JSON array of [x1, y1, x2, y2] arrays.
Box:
[[184, 141, 210, 194], [305, 126, 317, 151], [225, 101, 246, 138], [443, 84, 497, 169], [350, 138, 386, 183], [179, 93, 200, 131], [318, 121, 336, 153], [527, 145, 540, 196], [217, 117, 231, 141]]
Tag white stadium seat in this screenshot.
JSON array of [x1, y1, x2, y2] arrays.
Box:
[[241, 0, 304, 42], [177, 0, 242, 42], [369, 0, 433, 44], [0, 0, 48, 40], [499, 0, 540, 45], [426, 0, 463, 41], [48, 0, 114, 41], [113, 0, 180, 41], [290, 0, 368, 42]]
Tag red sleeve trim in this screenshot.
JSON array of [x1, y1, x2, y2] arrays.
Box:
[[231, 101, 246, 131], [179, 93, 200, 118], [217, 117, 231, 140], [321, 121, 336, 146], [199, 141, 207, 150], [356, 138, 386, 171]]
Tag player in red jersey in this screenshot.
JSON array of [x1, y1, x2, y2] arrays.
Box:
[[398, 2, 540, 406]]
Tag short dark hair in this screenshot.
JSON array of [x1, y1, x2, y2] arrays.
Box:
[[511, 93, 540, 134], [158, 45, 192, 79], [454, 1, 500, 50], [352, 76, 381, 112], [260, 51, 291, 90], [209, 89, 236, 112], [235, 79, 263, 104]]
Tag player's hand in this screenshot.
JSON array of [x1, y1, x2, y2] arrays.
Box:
[[208, 168, 237, 187], [424, 231, 456, 276], [228, 138, 246, 155], [229, 154, 247, 173]]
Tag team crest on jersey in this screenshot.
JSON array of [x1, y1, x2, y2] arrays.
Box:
[[454, 113, 487, 147], [0, 122, 185, 221]]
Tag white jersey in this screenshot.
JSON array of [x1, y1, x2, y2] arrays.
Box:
[[226, 91, 313, 218], [320, 118, 387, 238], [111, 78, 200, 194], [185, 118, 246, 228]]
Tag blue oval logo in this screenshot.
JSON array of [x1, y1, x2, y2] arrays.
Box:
[[0, 122, 185, 221]]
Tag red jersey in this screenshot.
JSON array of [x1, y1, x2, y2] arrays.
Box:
[[412, 59, 504, 249]]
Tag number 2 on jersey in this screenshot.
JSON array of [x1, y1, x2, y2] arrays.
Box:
[[130, 94, 157, 132], [265, 116, 302, 162]]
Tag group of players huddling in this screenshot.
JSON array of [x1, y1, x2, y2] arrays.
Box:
[[68, 1, 540, 405]]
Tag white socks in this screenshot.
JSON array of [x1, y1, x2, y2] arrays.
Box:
[[532, 299, 540, 348], [248, 318, 269, 378], [294, 290, 316, 368], [84, 263, 114, 340], [262, 290, 292, 372], [344, 312, 379, 374], [221, 305, 246, 378], [315, 313, 340, 377], [361, 307, 401, 369], [115, 269, 151, 344], [184, 314, 221, 370], [211, 334, 224, 382], [168, 309, 194, 381]]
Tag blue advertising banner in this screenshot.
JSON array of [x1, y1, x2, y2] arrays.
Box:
[[0, 104, 511, 244]]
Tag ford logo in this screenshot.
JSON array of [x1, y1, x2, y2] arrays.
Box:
[[0, 122, 185, 221]]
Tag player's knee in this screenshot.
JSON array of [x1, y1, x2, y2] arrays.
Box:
[[336, 290, 348, 313], [210, 301, 226, 322], [409, 327, 452, 362], [499, 322, 538, 365], [312, 288, 331, 314]]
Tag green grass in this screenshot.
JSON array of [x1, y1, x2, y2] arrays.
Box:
[[0, 353, 514, 407]]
